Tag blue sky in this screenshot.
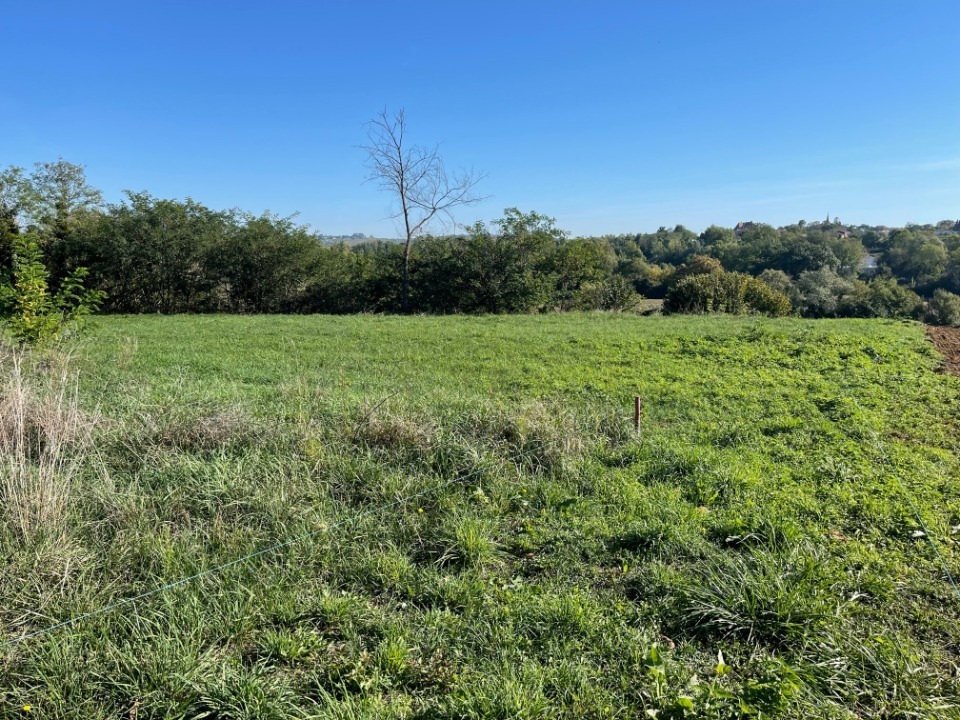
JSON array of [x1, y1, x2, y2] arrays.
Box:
[[3, 1, 958, 236]]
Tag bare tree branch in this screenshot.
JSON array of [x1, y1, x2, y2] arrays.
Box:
[[362, 108, 488, 312]]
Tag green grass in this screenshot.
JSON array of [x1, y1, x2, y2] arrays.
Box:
[[1, 313, 959, 718]]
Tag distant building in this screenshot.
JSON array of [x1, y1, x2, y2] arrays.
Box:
[[836, 227, 851, 239], [734, 221, 756, 238], [859, 254, 879, 276]]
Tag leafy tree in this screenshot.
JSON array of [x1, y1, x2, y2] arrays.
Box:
[[575, 275, 641, 311], [67, 192, 234, 313], [409, 234, 467, 312], [349, 241, 405, 312], [411, 209, 568, 314], [297, 243, 382, 314], [626, 260, 672, 298], [634, 225, 702, 265], [27, 158, 103, 243], [758, 269, 793, 298], [0, 166, 33, 240], [883, 228, 948, 286], [722, 225, 864, 278], [840, 278, 922, 319], [0, 167, 32, 274], [830, 234, 867, 277], [792, 269, 855, 318], [777, 231, 840, 275], [860, 229, 886, 251], [550, 237, 616, 310], [207, 213, 321, 312], [699, 225, 737, 249], [943, 247, 960, 294], [720, 224, 783, 274], [457, 209, 560, 313], [671, 254, 723, 285], [742, 279, 793, 316]]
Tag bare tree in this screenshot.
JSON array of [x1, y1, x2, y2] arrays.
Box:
[[363, 108, 486, 312]]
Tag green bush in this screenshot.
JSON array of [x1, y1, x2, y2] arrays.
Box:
[[925, 289, 960, 326], [664, 270, 791, 316], [0, 233, 104, 345], [743, 276, 793, 316], [840, 277, 922, 319], [573, 276, 642, 311]]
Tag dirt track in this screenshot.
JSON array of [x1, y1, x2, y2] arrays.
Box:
[[926, 326, 960, 377]]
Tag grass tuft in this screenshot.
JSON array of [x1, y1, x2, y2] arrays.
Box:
[[0, 348, 94, 542], [659, 542, 845, 648]]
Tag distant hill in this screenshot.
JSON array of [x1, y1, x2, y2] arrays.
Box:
[[318, 233, 397, 247]]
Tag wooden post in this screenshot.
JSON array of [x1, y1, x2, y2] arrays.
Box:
[[634, 396, 643, 431]]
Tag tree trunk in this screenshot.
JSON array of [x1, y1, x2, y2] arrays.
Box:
[[402, 237, 411, 313]]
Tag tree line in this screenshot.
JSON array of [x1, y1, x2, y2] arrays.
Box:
[[610, 220, 960, 323], [2, 159, 959, 324]]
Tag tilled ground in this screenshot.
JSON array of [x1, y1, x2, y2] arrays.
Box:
[[927, 325, 960, 377]]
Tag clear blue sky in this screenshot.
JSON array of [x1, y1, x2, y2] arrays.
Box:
[[3, 1, 958, 236]]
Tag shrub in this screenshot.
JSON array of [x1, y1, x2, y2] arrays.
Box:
[[743, 276, 793, 316], [664, 270, 791, 316], [0, 233, 104, 345], [573, 276, 642, 311], [663, 272, 746, 313], [925, 289, 960, 327]]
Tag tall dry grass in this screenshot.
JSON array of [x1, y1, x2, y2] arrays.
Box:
[[0, 349, 93, 541]]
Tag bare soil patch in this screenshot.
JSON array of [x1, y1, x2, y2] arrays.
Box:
[[926, 325, 960, 377]]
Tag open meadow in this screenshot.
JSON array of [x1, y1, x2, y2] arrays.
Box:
[[2, 314, 959, 719]]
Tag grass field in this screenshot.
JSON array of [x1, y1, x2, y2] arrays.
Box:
[[2, 314, 959, 718]]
